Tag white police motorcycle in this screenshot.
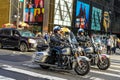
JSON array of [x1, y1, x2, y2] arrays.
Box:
[[32, 31, 90, 76], [83, 36, 110, 70]]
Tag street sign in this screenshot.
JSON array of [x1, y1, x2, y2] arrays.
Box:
[[19, 0, 24, 2]]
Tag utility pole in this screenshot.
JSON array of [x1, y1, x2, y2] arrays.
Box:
[[23, 0, 26, 22], [9, 0, 11, 23], [17, 0, 20, 29]]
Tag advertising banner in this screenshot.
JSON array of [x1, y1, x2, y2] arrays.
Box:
[[24, 0, 44, 25], [54, 0, 73, 27], [75, 0, 90, 29], [91, 7, 102, 31], [103, 11, 110, 32]]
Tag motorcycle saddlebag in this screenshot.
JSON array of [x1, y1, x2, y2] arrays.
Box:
[[33, 51, 49, 63], [84, 47, 94, 53]]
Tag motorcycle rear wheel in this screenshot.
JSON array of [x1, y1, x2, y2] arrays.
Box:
[[74, 60, 90, 76]]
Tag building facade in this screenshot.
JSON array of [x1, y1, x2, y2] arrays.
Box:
[[113, 0, 120, 34], [72, 0, 120, 35], [0, 0, 10, 27], [44, 0, 74, 32], [0, 0, 120, 34]]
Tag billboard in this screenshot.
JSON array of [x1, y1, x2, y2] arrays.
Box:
[[91, 7, 102, 31], [75, 0, 90, 29], [54, 0, 73, 27], [103, 11, 110, 32], [24, 0, 44, 25]]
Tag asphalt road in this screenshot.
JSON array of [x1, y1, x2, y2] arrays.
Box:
[[0, 48, 120, 80]]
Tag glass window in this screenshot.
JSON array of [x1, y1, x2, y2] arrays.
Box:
[[19, 30, 35, 37], [0, 29, 3, 34], [54, 0, 73, 26], [12, 30, 20, 36], [4, 29, 11, 36]]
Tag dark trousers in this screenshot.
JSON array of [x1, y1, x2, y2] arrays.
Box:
[[112, 47, 116, 54], [107, 46, 111, 54], [52, 47, 63, 66]]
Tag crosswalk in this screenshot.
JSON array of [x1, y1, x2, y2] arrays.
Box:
[[0, 75, 15, 80], [0, 59, 120, 80], [83, 59, 120, 80]]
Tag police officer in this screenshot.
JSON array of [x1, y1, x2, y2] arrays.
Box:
[[76, 28, 90, 48], [49, 26, 65, 67]]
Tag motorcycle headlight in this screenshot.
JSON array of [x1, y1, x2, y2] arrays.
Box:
[[78, 47, 82, 52], [28, 39, 37, 44]]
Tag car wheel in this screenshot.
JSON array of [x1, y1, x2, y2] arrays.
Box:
[[20, 42, 28, 52], [0, 42, 3, 49]]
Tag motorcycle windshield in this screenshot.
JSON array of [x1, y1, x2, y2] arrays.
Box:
[[69, 32, 78, 44], [92, 36, 101, 44]]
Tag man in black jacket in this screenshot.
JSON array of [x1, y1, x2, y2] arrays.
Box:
[[49, 26, 65, 67]]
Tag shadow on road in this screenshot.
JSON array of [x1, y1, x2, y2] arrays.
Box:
[[0, 54, 32, 62]]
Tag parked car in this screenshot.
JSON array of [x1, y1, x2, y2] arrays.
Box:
[[0, 28, 45, 52]]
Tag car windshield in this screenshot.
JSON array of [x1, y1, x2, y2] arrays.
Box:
[[18, 30, 35, 37]]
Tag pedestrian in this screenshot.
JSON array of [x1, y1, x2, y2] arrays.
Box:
[[107, 36, 114, 55], [112, 36, 117, 54], [44, 32, 50, 43], [117, 38, 120, 49]]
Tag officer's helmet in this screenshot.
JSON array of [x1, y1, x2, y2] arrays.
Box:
[[78, 28, 84, 34], [53, 26, 61, 33]]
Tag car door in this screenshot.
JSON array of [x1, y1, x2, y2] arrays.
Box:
[[2, 29, 12, 47], [0, 29, 6, 46], [10, 30, 20, 47]]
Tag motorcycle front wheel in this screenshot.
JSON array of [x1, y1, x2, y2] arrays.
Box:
[[74, 60, 90, 76], [97, 58, 110, 70]]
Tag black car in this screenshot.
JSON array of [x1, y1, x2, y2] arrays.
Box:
[[0, 28, 45, 52]]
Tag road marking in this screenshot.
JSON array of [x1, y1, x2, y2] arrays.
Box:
[[1, 65, 67, 80], [91, 70, 120, 78], [90, 77, 105, 80], [111, 62, 120, 66], [0, 75, 15, 80], [110, 64, 120, 69], [91, 65, 120, 73], [22, 63, 40, 68], [108, 68, 120, 73]]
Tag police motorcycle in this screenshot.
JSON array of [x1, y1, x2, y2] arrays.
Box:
[[32, 28, 90, 76], [82, 36, 110, 70]]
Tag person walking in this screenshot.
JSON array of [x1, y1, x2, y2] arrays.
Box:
[[107, 36, 114, 55]]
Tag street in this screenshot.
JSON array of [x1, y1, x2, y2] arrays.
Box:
[[0, 48, 120, 80]]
